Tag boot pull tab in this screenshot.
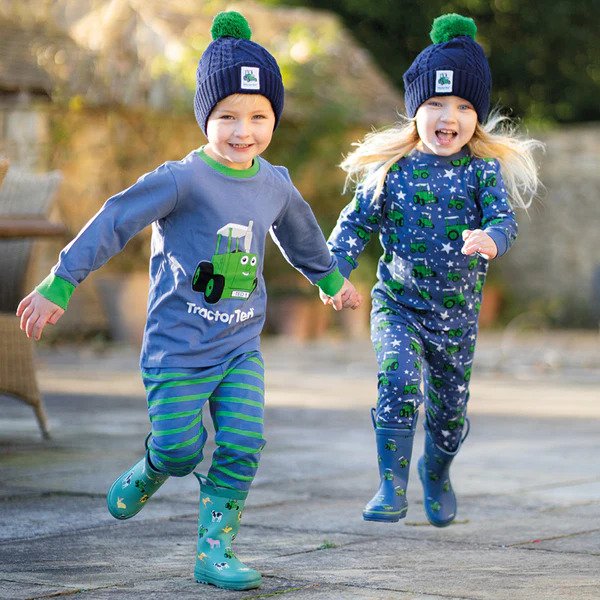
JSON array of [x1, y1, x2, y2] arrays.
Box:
[[370, 407, 377, 429], [460, 417, 471, 445]]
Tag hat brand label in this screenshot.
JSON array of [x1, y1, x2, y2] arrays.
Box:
[[241, 67, 260, 90], [435, 70, 453, 93]]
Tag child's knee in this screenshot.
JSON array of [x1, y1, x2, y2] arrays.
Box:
[[148, 433, 207, 477]]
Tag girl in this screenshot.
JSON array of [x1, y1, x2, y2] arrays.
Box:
[[323, 13, 542, 526]]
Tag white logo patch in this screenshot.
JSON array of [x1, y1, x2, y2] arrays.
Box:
[[240, 67, 260, 90], [435, 70, 453, 93]]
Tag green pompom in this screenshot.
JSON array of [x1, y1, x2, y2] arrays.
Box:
[[211, 11, 252, 41], [430, 13, 477, 44]]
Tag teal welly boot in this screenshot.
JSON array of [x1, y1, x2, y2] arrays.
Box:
[[194, 474, 261, 591], [107, 437, 168, 520], [363, 408, 418, 522], [418, 417, 470, 527]]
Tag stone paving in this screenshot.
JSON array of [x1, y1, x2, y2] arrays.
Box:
[[0, 331, 599, 599]]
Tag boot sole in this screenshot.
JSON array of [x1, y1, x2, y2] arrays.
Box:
[[362, 508, 407, 522], [195, 573, 261, 590]]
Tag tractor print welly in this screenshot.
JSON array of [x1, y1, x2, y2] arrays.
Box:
[[192, 221, 258, 304]]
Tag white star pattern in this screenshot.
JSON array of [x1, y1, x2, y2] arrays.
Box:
[[443, 169, 456, 179], [442, 242, 453, 254]]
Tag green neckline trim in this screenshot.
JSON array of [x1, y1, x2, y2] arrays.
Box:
[[197, 148, 260, 178], [36, 273, 75, 310]]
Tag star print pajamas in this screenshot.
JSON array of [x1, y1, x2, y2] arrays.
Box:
[[329, 149, 517, 451]]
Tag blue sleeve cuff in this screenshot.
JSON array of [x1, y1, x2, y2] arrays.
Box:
[[485, 228, 509, 258], [334, 254, 355, 279]]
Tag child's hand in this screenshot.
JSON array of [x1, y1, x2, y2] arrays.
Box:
[[16, 290, 64, 341], [320, 278, 362, 311], [461, 229, 498, 260]]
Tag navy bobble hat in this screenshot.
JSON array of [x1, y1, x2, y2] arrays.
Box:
[[403, 14, 492, 122], [194, 11, 285, 135]]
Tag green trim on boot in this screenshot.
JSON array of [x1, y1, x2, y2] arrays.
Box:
[[107, 452, 168, 520], [193, 474, 261, 591]]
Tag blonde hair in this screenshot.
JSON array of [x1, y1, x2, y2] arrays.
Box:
[[341, 111, 543, 210]]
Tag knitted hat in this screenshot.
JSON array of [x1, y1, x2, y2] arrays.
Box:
[[194, 11, 285, 134], [403, 14, 492, 122]]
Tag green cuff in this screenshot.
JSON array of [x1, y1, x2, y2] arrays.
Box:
[[36, 273, 76, 310], [316, 268, 344, 297]]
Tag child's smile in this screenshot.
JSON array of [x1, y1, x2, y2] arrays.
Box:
[[435, 128, 458, 146]]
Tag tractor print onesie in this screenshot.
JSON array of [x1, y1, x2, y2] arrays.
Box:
[[328, 148, 517, 450], [37, 148, 343, 488]]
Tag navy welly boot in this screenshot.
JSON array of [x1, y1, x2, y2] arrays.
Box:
[[418, 417, 470, 527], [363, 408, 417, 522]]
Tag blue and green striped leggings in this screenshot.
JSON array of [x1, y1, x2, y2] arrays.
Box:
[[142, 351, 265, 491]]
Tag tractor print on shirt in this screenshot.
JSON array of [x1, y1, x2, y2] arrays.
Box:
[[192, 221, 258, 304]]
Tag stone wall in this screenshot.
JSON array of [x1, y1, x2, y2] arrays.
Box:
[[493, 124, 600, 326]]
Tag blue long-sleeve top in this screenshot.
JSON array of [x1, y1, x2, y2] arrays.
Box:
[[328, 148, 517, 330], [37, 149, 343, 367]]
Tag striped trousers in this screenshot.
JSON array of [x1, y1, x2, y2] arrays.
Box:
[[142, 351, 265, 491]]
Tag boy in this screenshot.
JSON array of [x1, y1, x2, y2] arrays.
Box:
[[17, 11, 360, 590]]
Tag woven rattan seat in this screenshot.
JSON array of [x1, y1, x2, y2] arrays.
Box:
[[0, 165, 63, 439]]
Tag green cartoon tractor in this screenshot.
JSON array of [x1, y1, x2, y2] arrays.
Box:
[[412, 167, 430, 179], [386, 209, 404, 226], [416, 214, 434, 228], [450, 155, 471, 167], [445, 216, 469, 241], [481, 192, 496, 207], [242, 70, 257, 83], [399, 401, 417, 417], [402, 383, 419, 396], [385, 279, 405, 295], [192, 221, 258, 304], [476, 169, 497, 188], [409, 338, 423, 355], [381, 352, 399, 372], [448, 197, 464, 210], [356, 225, 371, 242], [428, 389, 444, 408], [442, 289, 467, 309], [413, 191, 439, 206], [410, 240, 427, 253], [412, 264, 436, 279]]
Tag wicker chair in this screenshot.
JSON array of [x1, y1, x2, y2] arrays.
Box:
[[0, 166, 63, 439]]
